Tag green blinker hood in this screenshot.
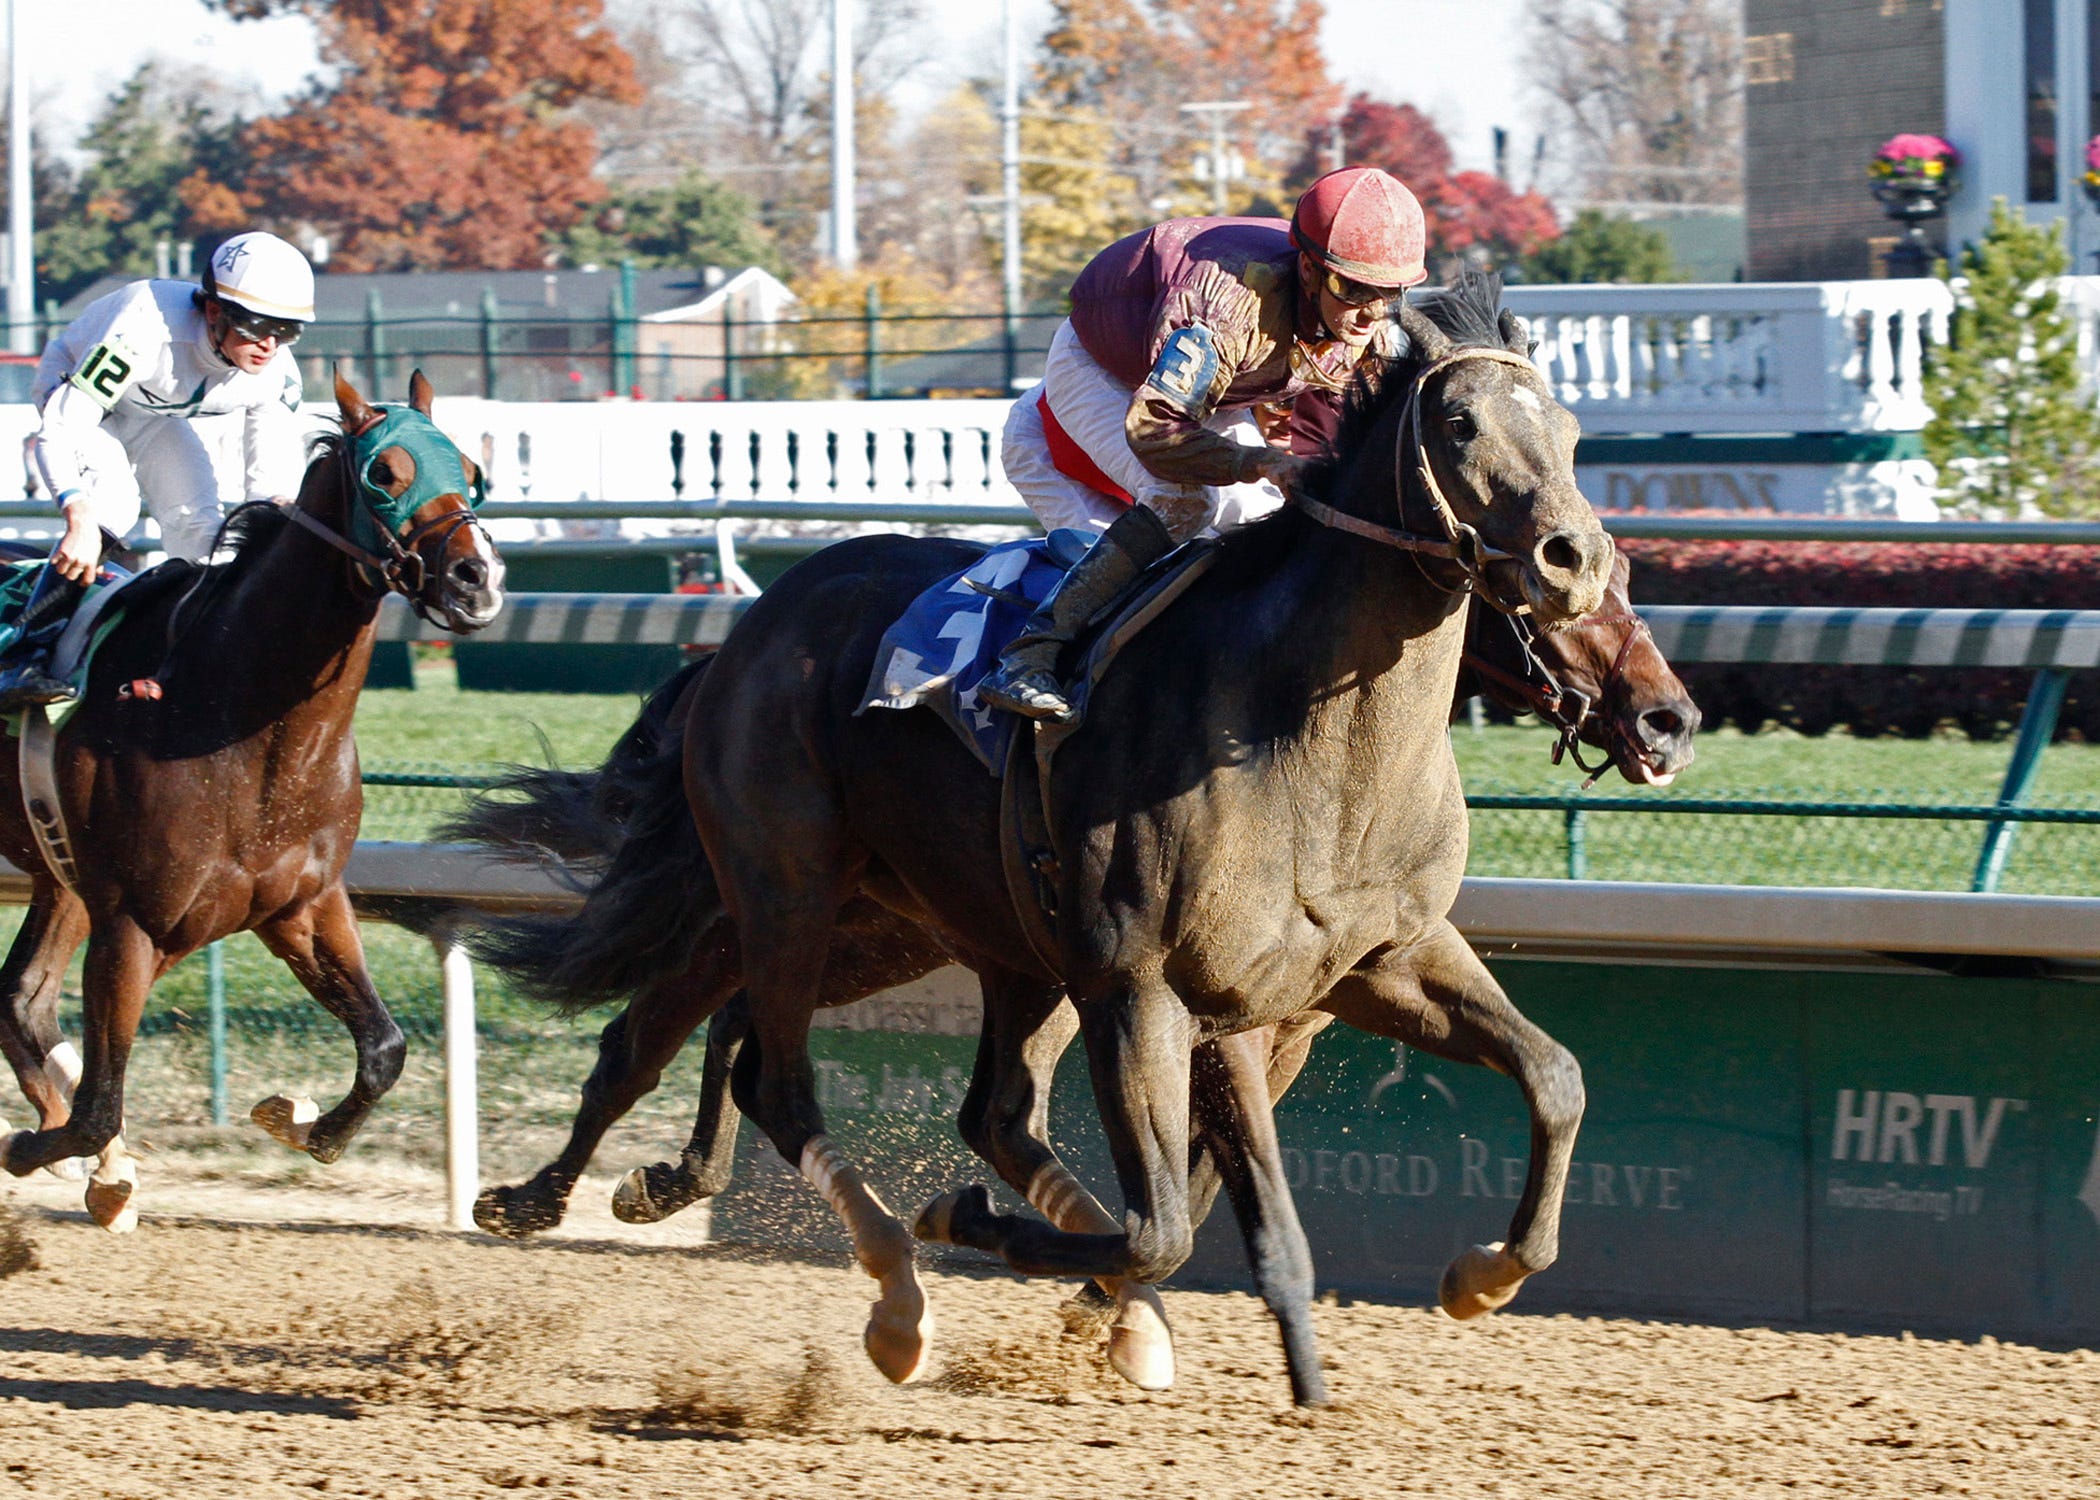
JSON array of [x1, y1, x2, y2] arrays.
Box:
[[349, 406, 485, 550]]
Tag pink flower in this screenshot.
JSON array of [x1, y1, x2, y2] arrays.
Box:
[[1877, 132, 1958, 165], [2086, 135, 2100, 172]]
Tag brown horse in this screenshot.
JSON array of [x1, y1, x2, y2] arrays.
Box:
[[0, 371, 503, 1231], [454, 549, 1695, 1403], [460, 276, 1614, 1395]]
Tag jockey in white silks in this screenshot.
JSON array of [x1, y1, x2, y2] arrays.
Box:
[[0, 231, 316, 712], [979, 167, 1431, 723]]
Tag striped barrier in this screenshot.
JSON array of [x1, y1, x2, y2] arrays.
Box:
[[382, 594, 2100, 667]]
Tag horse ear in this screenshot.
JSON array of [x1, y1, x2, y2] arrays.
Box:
[[1498, 309, 1538, 358], [334, 365, 382, 435], [1397, 304, 1452, 363], [409, 368, 435, 415]]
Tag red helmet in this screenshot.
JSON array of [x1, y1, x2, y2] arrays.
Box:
[[1290, 167, 1428, 289]]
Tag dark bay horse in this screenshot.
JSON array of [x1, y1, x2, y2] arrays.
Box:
[[0, 371, 503, 1231], [455, 545, 1698, 1401], [468, 280, 1614, 1391]]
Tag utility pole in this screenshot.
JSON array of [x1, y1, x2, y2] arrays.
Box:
[[831, 0, 857, 270], [7, 0, 31, 353], [1180, 100, 1249, 216], [1001, 0, 1021, 333], [1327, 112, 1346, 173]]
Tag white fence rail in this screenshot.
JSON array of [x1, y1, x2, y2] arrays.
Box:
[[5, 278, 2100, 523]]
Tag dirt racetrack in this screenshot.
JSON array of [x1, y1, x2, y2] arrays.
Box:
[[1, 1168, 2097, 1500]]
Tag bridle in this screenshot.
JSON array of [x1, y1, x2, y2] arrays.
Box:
[[283, 409, 494, 626], [1462, 606, 1653, 787], [1293, 345, 1545, 616]]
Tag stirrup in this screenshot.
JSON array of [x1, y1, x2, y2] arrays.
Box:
[[978, 665, 1076, 723], [0, 668, 76, 714]]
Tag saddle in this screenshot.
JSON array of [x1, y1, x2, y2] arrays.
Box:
[[859, 532, 1221, 972], [995, 542, 1221, 975]]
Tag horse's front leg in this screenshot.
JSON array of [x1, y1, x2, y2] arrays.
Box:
[[0, 877, 92, 1177], [1323, 921, 1584, 1319], [249, 882, 404, 1164], [0, 915, 154, 1233], [925, 979, 1196, 1286], [1188, 1027, 1326, 1406], [917, 971, 1176, 1392]]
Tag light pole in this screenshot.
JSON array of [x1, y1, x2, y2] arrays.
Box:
[[1001, 0, 1021, 331], [7, 0, 31, 353], [831, 0, 857, 271], [1180, 100, 1249, 216]]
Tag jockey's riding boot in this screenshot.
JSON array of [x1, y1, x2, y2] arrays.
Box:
[[0, 564, 87, 714], [979, 505, 1174, 723]]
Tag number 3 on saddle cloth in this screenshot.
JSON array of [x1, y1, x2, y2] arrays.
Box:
[[857, 529, 1217, 774]]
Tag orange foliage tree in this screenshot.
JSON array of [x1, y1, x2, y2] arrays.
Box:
[[195, 0, 639, 271], [1291, 93, 1561, 275], [1038, 0, 1339, 214]]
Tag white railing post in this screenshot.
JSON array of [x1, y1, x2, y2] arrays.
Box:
[[438, 932, 480, 1232]]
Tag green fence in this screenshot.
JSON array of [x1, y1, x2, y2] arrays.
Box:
[[698, 960, 2100, 1340]]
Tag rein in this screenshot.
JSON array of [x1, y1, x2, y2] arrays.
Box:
[[1294, 345, 1544, 614], [1462, 608, 1652, 788]]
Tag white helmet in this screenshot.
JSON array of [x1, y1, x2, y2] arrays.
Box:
[[203, 231, 315, 323]]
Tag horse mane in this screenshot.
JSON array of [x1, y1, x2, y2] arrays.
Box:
[[1209, 270, 1512, 565], [202, 430, 346, 569]]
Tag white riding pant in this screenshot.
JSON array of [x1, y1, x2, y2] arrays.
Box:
[[32, 410, 239, 562], [1002, 319, 1285, 543]]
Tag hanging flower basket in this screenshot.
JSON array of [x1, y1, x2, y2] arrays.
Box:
[[1869, 133, 1960, 220], [2082, 136, 2100, 208]]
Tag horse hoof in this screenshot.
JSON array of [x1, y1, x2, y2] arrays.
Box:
[[611, 1167, 667, 1225], [472, 1185, 554, 1240], [912, 1182, 991, 1245], [250, 1094, 319, 1152], [85, 1159, 139, 1235], [1105, 1285, 1175, 1391], [1058, 1282, 1118, 1339], [1439, 1241, 1529, 1321], [863, 1280, 935, 1385]]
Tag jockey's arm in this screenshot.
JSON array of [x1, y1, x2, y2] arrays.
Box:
[[32, 382, 120, 582], [242, 362, 308, 506], [1123, 322, 1301, 491]]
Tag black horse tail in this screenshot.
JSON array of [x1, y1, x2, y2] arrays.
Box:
[[445, 653, 723, 1016], [440, 653, 713, 865]]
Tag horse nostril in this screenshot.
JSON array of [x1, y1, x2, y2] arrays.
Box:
[[451, 558, 487, 590], [1538, 531, 1582, 575], [1641, 704, 1696, 745]]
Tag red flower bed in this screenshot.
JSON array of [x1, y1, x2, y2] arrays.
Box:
[[1612, 538, 2100, 740]]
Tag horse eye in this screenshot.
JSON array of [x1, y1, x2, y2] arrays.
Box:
[[1446, 413, 1476, 441], [368, 458, 394, 486]]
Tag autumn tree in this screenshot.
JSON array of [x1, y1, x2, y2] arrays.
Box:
[[37, 64, 248, 302], [1037, 0, 1339, 219], [200, 0, 640, 271], [1522, 0, 1741, 209], [1289, 94, 1560, 280]]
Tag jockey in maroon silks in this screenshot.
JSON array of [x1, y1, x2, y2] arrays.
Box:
[[980, 165, 1430, 722]]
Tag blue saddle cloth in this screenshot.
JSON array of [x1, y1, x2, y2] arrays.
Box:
[[858, 530, 1097, 772]]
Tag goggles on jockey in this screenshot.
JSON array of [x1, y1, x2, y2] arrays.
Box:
[[1322, 269, 1405, 314], [222, 307, 306, 348]]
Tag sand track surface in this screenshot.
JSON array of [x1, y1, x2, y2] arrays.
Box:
[[0, 1184, 2095, 1500]]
